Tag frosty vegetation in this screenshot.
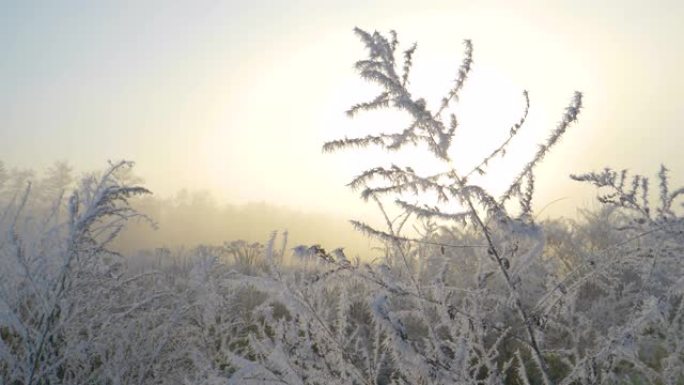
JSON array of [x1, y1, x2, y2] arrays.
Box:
[[1, 28, 683, 385]]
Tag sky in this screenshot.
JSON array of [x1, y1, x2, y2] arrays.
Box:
[[2, 0, 683, 221]]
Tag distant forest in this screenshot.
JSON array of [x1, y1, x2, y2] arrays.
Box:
[[0, 160, 373, 257]]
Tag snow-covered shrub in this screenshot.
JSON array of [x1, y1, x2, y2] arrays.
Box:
[[0, 161, 172, 384], [318, 27, 585, 384], [185, 27, 683, 385]]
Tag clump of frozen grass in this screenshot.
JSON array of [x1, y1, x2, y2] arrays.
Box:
[[0, 161, 166, 385], [321, 27, 585, 383], [309, 28, 682, 384]]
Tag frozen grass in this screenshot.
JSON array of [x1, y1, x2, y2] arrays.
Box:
[[0, 29, 683, 385]]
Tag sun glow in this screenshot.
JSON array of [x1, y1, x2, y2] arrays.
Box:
[[323, 61, 556, 206]]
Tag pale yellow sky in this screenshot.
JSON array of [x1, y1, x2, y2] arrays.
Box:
[[2, 0, 682, 220]]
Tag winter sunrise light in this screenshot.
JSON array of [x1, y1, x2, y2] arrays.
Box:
[[1, 1, 683, 383]]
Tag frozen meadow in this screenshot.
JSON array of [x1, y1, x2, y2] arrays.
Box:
[[1, 29, 683, 385]]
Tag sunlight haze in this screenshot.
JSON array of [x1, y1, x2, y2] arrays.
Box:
[[2, 0, 682, 230]]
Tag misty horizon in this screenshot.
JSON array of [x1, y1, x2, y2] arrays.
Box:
[[3, 0, 682, 223]]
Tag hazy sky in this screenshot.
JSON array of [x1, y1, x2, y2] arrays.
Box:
[[2, 0, 683, 219]]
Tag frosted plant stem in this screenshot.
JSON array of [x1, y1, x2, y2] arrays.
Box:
[[454, 172, 554, 385]]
